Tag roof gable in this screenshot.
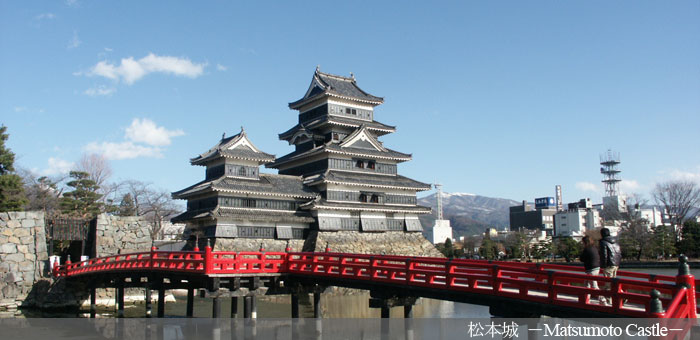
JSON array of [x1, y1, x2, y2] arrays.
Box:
[[191, 127, 275, 165], [289, 68, 384, 109], [340, 126, 387, 152], [225, 131, 262, 153]]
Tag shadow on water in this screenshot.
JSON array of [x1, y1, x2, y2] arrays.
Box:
[[14, 291, 491, 319]]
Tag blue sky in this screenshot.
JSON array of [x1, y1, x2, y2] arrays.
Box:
[[1, 1, 699, 205]]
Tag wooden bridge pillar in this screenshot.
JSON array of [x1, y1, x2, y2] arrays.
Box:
[[185, 288, 194, 317], [370, 296, 417, 319], [380, 305, 390, 318], [157, 286, 165, 318], [117, 281, 125, 318], [212, 296, 221, 318], [145, 286, 152, 318], [313, 292, 321, 318], [89, 287, 96, 318], [243, 296, 252, 318], [231, 296, 238, 318], [291, 293, 299, 318], [403, 304, 413, 318]]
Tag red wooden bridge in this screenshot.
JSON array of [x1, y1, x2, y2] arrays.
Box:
[[53, 247, 698, 319]]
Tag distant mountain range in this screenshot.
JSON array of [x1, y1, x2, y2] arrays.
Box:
[[418, 192, 519, 239]]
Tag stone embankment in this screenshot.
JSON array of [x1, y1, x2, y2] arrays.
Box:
[[1, 211, 182, 314], [0, 211, 49, 314], [308, 231, 444, 257], [211, 231, 443, 258]]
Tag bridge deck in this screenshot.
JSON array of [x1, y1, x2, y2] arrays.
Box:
[[54, 248, 698, 319]]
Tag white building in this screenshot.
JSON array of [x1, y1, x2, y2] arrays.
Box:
[[603, 195, 628, 214], [630, 206, 664, 230], [554, 198, 602, 238], [431, 219, 453, 244]]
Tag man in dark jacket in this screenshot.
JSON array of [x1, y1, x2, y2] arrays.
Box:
[[599, 227, 621, 305], [580, 236, 605, 304]]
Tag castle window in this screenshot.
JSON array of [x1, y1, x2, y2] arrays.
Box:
[[367, 161, 375, 170], [242, 199, 256, 208], [238, 167, 246, 176], [332, 133, 339, 141], [359, 193, 367, 203], [355, 160, 364, 168], [370, 194, 379, 203]]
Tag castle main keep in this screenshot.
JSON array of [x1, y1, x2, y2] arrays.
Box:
[[172, 69, 441, 256]]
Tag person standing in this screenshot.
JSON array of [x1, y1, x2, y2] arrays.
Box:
[[580, 236, 604, 304], [599, 227, 621, 305]]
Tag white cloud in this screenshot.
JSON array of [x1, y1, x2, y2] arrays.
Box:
[[84, 85, 116, 96], [125, 118, 184, 146], [67, 30, 81, 49], [576, 181, 601, 193], [216, 64, 228, 71], [14, 106, 27, 112], [104, 47, 113, 52], [66, 0, 79, 7], [620, 179, 641, 193], [82, 118, 184, 160], [665, 167, 700, 183], [41, 157, 75, 176], [84, 53, 206, 84], [35, 13, 56, 20], [84, 141, 162, 160]]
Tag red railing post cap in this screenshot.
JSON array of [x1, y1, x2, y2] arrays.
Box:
[[151, 246, 158, 251], [193, 246, 200, 252]]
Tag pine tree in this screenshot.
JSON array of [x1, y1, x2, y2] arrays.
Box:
[[119, 193, 137, 216], [0, 125, 28, 211], [59, 171, 103, 218]]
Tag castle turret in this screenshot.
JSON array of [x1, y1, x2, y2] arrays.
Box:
[[268, 69, 432, 235], [172, 128, 316, 250]]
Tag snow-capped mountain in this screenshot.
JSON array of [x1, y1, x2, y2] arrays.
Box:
[[418, 192, 519, 238]]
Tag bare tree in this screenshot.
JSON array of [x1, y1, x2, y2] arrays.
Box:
[[652, 180, 700, 241], [118, 180, 153, 216], [18, 167, 66, 215], [618, 194, 653, 260], [75, 153, 112, 189], [116, 180, 182, 242], [73, 153, 121, 209], [140, 188, 181, 243]]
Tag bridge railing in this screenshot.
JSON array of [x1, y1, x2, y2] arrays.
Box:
[[286, 253, 696, 318], [53, 248, 696, 318], [53, 247, 206, 277], [206, 246, 287, 275]]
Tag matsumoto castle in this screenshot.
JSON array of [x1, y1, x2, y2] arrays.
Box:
[[172, 68, 441, 256]]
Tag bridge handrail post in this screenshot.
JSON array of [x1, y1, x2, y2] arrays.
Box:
[[611, 278, 621, 312], [648, 289, 665, 316], [150, 246, 157, 270], [204, 246, 213, 275], [405, 258, 412, 284], [546, 270, 555, 303], [445, 259, 453, 288], [676, 255, 697, 318], [491, 265, 501, 293]]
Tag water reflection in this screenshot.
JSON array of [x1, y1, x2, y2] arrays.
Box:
[[74, 291, 491, 318]]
